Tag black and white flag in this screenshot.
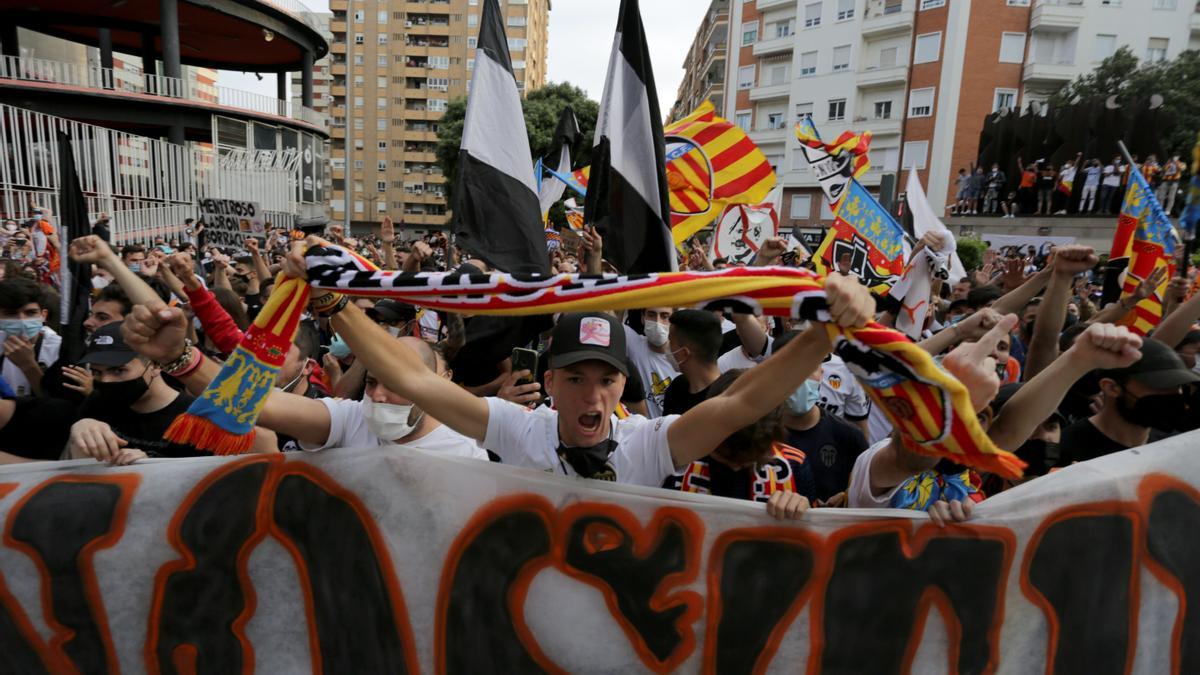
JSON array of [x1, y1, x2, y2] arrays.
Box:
[[538, 105, 580, 218], [584, 0, 676, 273], [451, 0, 549, 275]]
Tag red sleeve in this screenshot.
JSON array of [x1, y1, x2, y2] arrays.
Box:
[[185, 286, 245, 354]]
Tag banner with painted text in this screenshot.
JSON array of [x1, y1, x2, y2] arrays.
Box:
[[198, 197, 266, 248], [0, 433, 1196, 673]]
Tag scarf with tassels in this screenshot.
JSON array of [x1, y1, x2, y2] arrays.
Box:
[[302, 242, 1026, 479], [164, 275, 310, 455]]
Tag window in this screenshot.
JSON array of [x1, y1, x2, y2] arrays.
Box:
[[377, 76, 387, 88], [920, 0, 946, 8], [468, 37, 477, 48], [999, 32, 1027, 63], [354, 33, 364, 45], [770, 19, 794, 38], [832, 45, 851, 72], [512, 59, 526, 69], [879, 46, 898, 68], [1006, 0, 1030, 5], [428, 77, 449, 90], [1100, 0, 1121, 5], [873, 146, 899, 172], [354, 200, 364, 212], [765, 58, 790, 85], [1152, 0, 1177, 7], [1147, 37, 1169, 62], [874, 100, 892, 119], [790, 194, 812, 220], [378, 141, 388, 150], [800, 51, 818, 76], [767, 112, 785, 129], [804, 2, 822, 27], [837, 0, 855, 20], [903, 141, 929, 169], [378, 34, 388, 44], [429, 56, 449, 69], [914, 33, 941, 64], [353, 10, 364, 22], [353, 95, 364, 106], [354, 54, 364, 65], [377, 55, 387, 66], [429, 99, 448, 112], [993, 88, 1017, 112], [377, 119, 387, 131], [508, 38, 527, 51], [795, 102, 813, 121], [735, 111, 752, 132], [908, 87, 934, 117], [354, 160, 364, 170], [742, 21, 758, 45], [377, 98, 386, 108], [1093, 34, 1117, 62], [828, 98, 846, 121], [354, 118, 364, 129], [738, 65, 756, 89], [468, 14, 478, 26], [507, 16, 527, 26], [377, 10, 387, 23], [377, 180, 387, 191]]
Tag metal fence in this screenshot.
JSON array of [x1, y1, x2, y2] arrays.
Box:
[[1, 55, 322, 128], [0, 103, 303, 246]]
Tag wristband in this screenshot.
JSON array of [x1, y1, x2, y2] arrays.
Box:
[[158, 340, 201, 377], [310, 290, 344, 314], [315, 294, 350, 319]]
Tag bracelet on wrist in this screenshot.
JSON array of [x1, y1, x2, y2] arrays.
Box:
[[310, 290, 344, 313], [158, 339, 199, 376], [315, 294, 350, 319]]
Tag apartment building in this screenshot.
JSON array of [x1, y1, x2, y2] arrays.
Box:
[[719, 0, 1196, 225], [327, 0, 551, 230], [669, 0, 729, 123]]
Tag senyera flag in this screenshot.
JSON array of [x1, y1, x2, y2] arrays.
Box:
[[663, 100, 775, 246], [814, 180, 910, 295], [1113, 167, 1178, 336]]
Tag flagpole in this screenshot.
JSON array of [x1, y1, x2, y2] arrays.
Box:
[[1116, 139, 1190, 280]]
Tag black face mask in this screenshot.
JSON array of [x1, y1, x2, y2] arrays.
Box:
[[1117, 391, 1186, 431], [90, 372, 150, 410], [1016, 439, 1062, 476], [557, 439, 618, 481]]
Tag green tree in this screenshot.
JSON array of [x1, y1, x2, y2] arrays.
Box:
[[956, 235, 987, 273], [1050, 47, 1200, 161], [435, 81, 599, 203]]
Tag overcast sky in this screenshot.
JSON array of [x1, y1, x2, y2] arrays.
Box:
[[218, 0, 712, 117]]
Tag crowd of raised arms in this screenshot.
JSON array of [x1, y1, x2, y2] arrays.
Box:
[[0, 206, 1197, 527]]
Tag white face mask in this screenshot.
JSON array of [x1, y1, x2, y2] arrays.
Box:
[[362, 398, 422, 442], [644, 321, 669, 347]]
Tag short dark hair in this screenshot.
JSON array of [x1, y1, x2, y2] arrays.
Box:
[[967, 286, 1003, 310], [0, 277, 46, 312], [95, 284, 132, 316], [294, 320, 321, 361], [120, 244, 145, 258], [707, 369, 785, 465], [948, 298, 971, 314], [669, 309, 723, 363]]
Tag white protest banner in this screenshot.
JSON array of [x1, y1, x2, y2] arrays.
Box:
[[0, 433, 1196, 673], [711, 202, 778, 265], [198, 198, 266, 248], [982, 233, 1076, 259]]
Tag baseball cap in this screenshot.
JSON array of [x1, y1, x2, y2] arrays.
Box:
[[366, 299, 417, 324], [547, 312, 629, 376], [79, 322, 138, 367], [1099, 338, 1200, 390]]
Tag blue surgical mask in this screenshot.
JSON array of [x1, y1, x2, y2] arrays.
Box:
[[785, 379, 821, 415], [329, 333, 351, 359], [0, 318, 43, 340], [947, 314, 965, 326], [129, 263, 142, 274]]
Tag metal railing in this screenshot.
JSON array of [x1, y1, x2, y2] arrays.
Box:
[[0, 104, 308, 246], [1, 56, 324, 129]]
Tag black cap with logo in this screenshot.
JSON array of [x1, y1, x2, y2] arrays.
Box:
[[366, 299, 417, 324], [79, 322, 138, 367], [548, 312, 628, 376]]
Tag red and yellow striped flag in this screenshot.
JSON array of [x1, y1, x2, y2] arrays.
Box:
[[663, 101, 776, 244], [1113, 168, 1178, 335]]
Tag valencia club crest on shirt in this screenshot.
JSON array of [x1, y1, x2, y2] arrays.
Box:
[[579, 317, 611, 347]]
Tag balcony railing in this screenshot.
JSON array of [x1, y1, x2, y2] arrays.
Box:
[[0, 56, 326, 129]]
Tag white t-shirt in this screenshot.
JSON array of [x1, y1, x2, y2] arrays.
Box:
[[717, 335, 773, 373], [1102, 166, 1121, 187], [1084, 165, 1101, 188], [1, 325, 61, 397], [818, 355, 872, 422], [847, 438, 902, 508], [299, 397, 488, 460], [483, 397, 677, 486], [865, 402, 895, 447], [624, 325, 679, 418]]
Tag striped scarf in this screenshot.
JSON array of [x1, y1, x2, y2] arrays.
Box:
[[304, 242, 1026, 479]]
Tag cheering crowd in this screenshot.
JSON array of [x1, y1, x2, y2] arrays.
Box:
[[0, 207, 1197, 527]]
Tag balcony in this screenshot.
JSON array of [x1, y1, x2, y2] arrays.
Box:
[[1022, 60, 1076, 85], [330, 20, 347, 33], [854, 116, 903, 136], [329, 0, 348, 9], [749, 81, 790, 101], [1191, 11, 1200, 33], [856, 64, 907, 89], [753, 35, 795, 58], [748, 127, 789, 147], [1030, 2, 1084, 32], [0, 55, 325, 131], [756, 0, 797, 10], [861, 4, 915, 38]]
